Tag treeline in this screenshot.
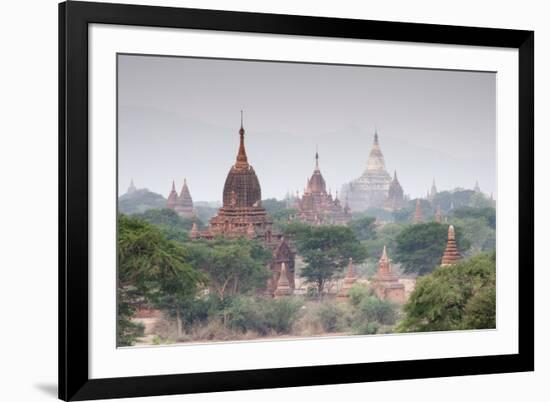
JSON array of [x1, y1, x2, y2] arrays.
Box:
[[118, 195, 496, 345]]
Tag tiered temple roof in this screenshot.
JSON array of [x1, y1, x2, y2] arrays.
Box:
[[195, 112, 296, 295], [166, 180, 178, 209], [166, 179, 195, 218], [175, 178, 195, 217], [384, 170, 406, 211], [371, 246, 405, 304], [293, 151, 350, 225], [274, 262, 292, 298], [342, 131, 393, 211], [413, 199, 423, 223], [337, 257, 358, 298], [441, 225, 462, 266]]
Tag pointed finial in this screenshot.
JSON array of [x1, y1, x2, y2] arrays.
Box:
[[171, 180, 176, 191], [235, 110, 248, 168], [393, 170, 398, 181], [448, 224, 455, 240], [314, 146, 319, 171]]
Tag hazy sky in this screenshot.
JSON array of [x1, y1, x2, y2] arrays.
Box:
[[118, 54, 496, 202]]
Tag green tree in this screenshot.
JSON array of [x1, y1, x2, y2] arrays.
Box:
[[285, 224, 367, 293], [117, 214, 205, 342], [223, 296, 303, 335], [398, 252, 496, 332], [432, 189, 476, 212], [184, 237, 272, 300], [118, 189, 166, 214], [452, 217, 495, 255], [348, 215, 377, 241], [132, 208, 204, 243], [363, 223, 405, 265], [452, 206, 496, 229], [394, 222, 469, 275]]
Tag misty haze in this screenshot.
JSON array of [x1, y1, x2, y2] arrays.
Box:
[[118, 54, 496, 203]]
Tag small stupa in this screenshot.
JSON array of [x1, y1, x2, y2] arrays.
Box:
[[441, 225, 462, 266], [413, 199, 423, 223], [338, 257, 358, 299], [372, 246, 405, 304], [274, 262, 292, 298]]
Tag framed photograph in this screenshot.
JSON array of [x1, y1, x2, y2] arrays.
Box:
[[59, 1, 534, 400]]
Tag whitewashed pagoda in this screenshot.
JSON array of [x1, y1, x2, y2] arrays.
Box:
[[341, 130, 393, 211]]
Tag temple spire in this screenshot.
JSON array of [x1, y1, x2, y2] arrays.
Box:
[[441, 225, 462, 266], [413, 199, 423, 223], [380, 245, 388, 262], [274, 262, 292, 298], [337, 257, 358, 298], [314, 145, 319, 171], [377, 245, 391, 276], [166, 179, 178, 209], [190, 219, 199, 239], [127, 179, 137, 194], [235, 110, 248, 169], [435, 205, 442, 223]]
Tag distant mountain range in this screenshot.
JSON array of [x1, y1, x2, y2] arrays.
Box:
[[118, 189, 166, 215]]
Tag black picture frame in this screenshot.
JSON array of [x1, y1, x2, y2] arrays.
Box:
[[59, 1, 534, 400]]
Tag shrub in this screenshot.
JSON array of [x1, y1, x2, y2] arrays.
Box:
[[224, 296, 303, 335], [356, 296, 398, 326], [398, 252, 496, 332], [316, 301, 347, 332], [353, 322, 380, 335], [347, 283, 372, 307]]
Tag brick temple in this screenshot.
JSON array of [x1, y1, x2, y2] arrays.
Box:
[[166, 178, 195, 218], [193, 112, 296, 295], [371, 246, 406, 304], [292, 151, 351, 226]]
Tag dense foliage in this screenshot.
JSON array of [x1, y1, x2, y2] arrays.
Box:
[[398, 252, 496, 332], [183, 237, 272, 300], [394, 222, 469, 275], [117, 214, 206, 344], [283, 223, 367, 293], [348, 215, 377, 241], [118, 189, 166, 214], [223, 296, 303, 335], [131, 208, 203, 242]]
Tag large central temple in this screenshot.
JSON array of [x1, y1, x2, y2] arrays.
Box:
[[342, 131, 404, 211], [193, 113, 296, 295]]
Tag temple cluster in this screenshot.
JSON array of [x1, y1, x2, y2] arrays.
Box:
[[166, 178, 195, 218], [150, 114, 468, 298]]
